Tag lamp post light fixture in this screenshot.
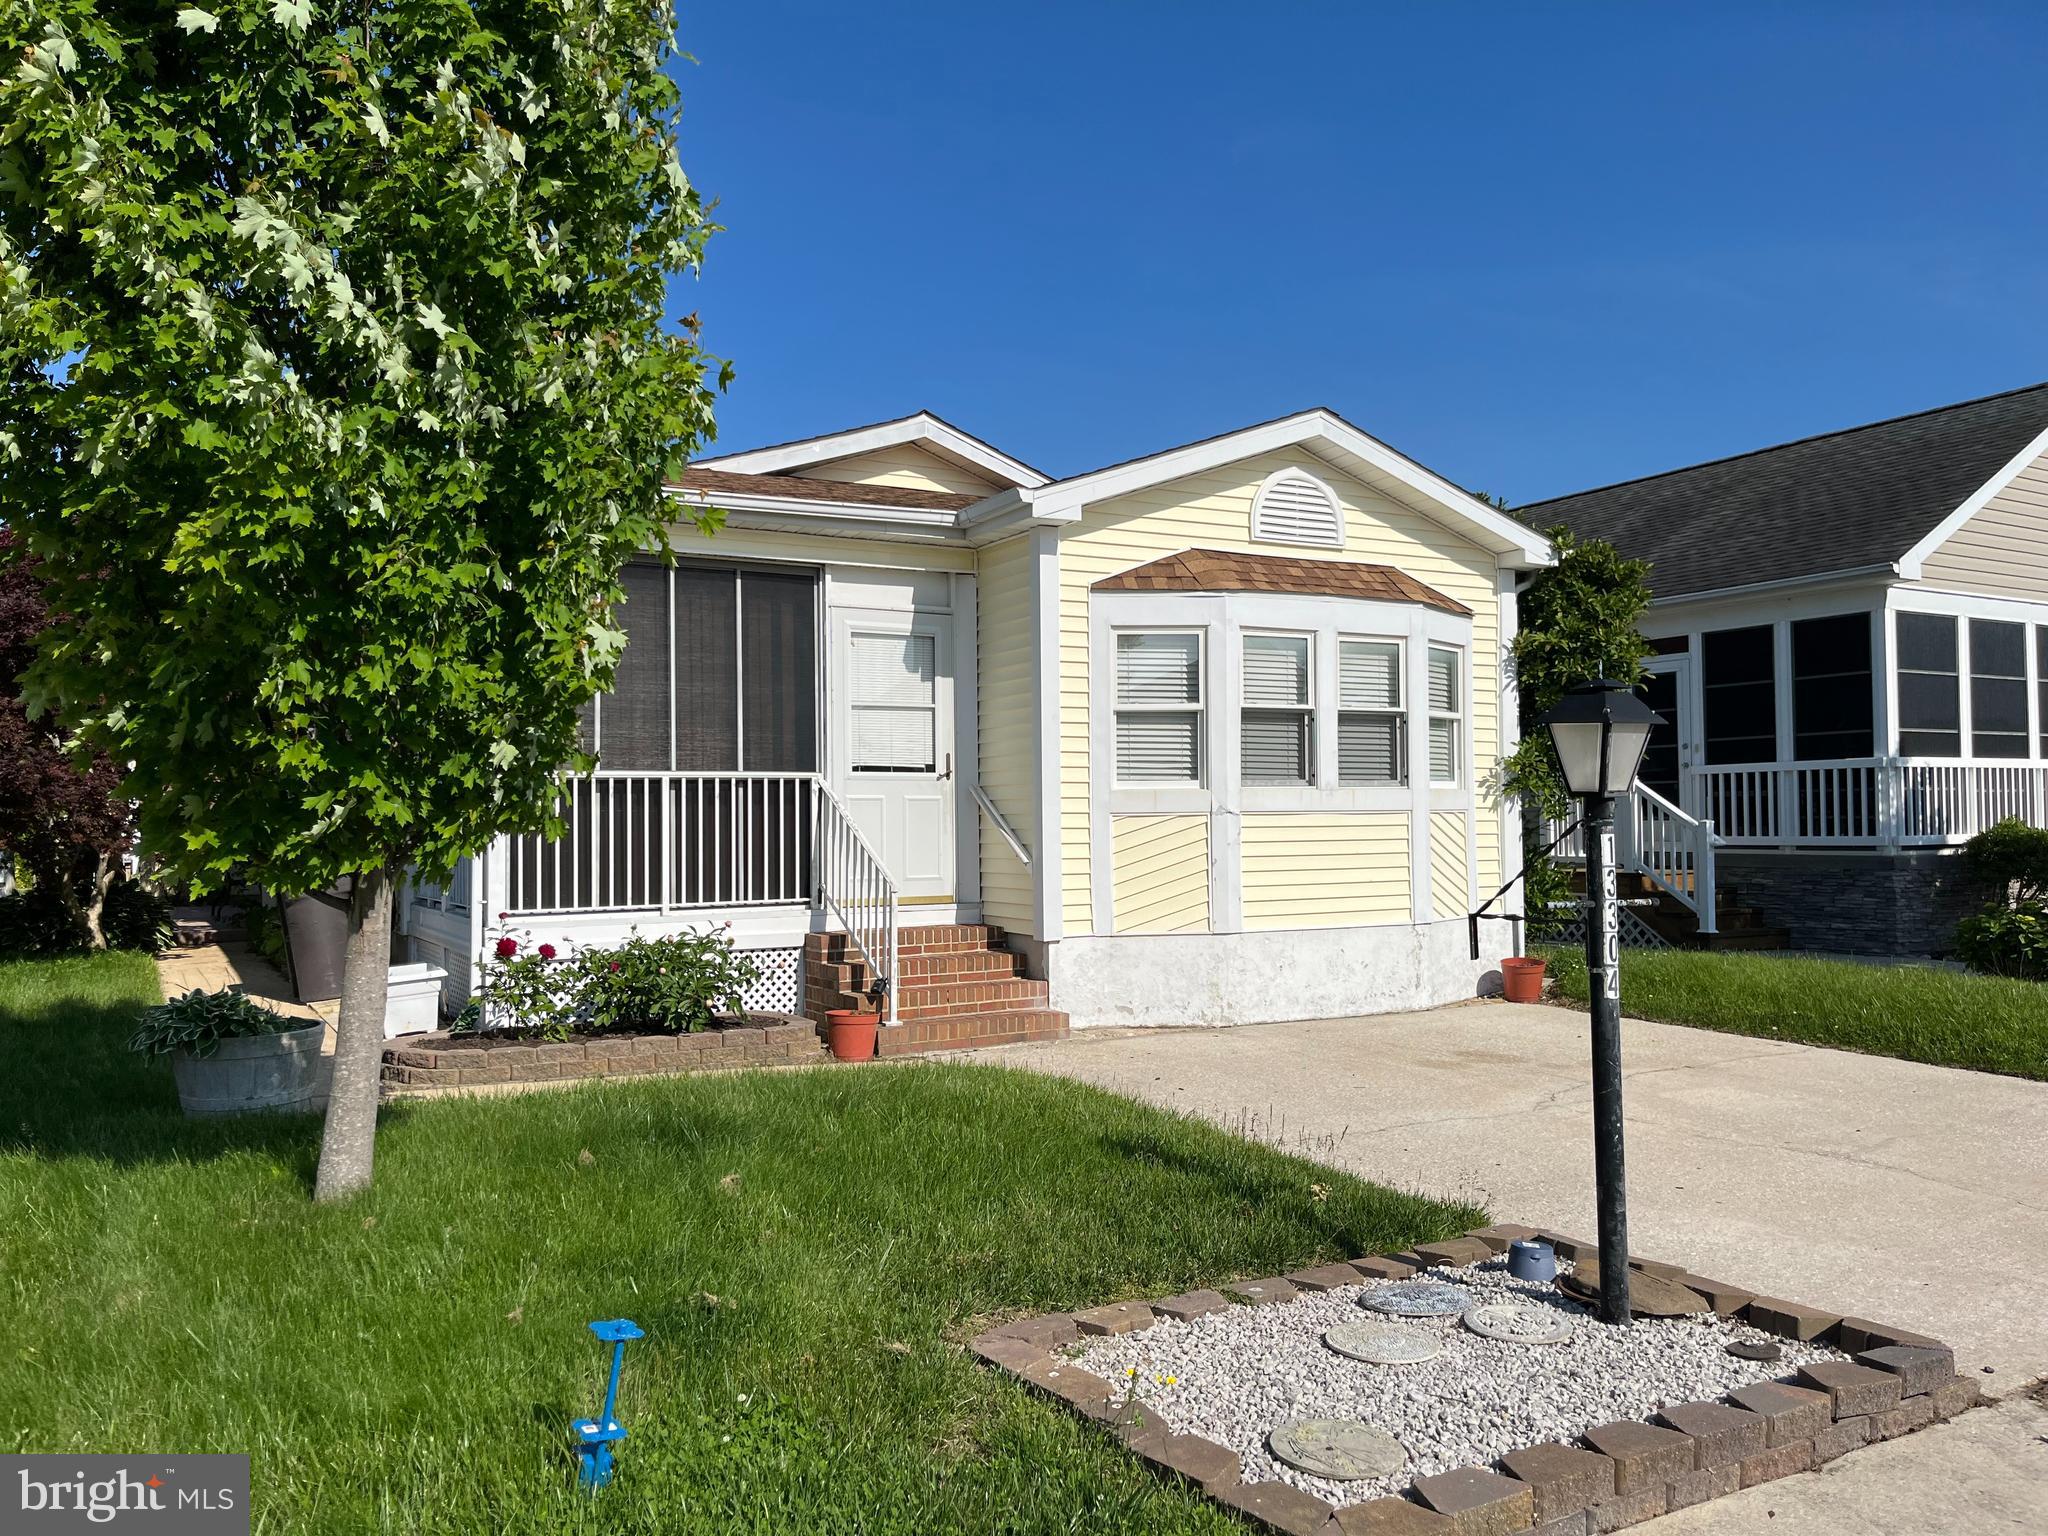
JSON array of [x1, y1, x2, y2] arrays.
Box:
[[1539, 678, 1663, 1326]]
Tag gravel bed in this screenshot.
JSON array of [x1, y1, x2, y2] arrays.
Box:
[[1072, 1259, 1845, 1506]]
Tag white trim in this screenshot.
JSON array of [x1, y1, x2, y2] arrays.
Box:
[[1032, 525, 1064, 942], [1495, 570, 1523, 926], [960, 411, 1556, 567], [1644, 563, 1900, 609], [1407, 634, 1432, 920], [695, 411, 1049, 490], [1897, 419, 2048, 579], [668, 486, 963, 538], [952, 572, 981, 911]]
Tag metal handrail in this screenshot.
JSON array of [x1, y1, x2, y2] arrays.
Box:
[[812, 781, 900, 1027], [971, 784, 1032, 868]]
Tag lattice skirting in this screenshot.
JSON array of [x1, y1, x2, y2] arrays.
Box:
[[742, 947, 803, 1014], [1528, 908, 1672, 950]]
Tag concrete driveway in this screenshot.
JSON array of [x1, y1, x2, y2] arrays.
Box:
[[968, 1000, 2048, 1533]]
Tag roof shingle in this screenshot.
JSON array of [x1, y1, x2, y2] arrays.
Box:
[[1091, 548, 1470, 615], [1522, 382, 2048, 600]]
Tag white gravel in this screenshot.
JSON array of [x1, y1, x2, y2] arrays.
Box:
[[1072, 1259, 1845, 1506]]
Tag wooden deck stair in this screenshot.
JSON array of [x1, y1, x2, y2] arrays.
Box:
[[1615, 873, 1792, 951], [803, 924, 1070, 1055]]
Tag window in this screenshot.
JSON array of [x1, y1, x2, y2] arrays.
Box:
[[1970, 618, 2028, 759], [1250, 468, 1344, 548], [1701, 626, 1776, 764], [1114, 632, 1203, 784], [1242, 634, 1313, 784], [1427, 646, 1461, 785], [1791, 613, 1873, 760], [1339, 640, 1404, 785], [1896, 612, 1960, 757], [849, 631, 937, 773]]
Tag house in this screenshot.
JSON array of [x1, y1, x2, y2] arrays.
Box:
[[1527, 381, 2048, 956], [400, 409, 1555, 1040]]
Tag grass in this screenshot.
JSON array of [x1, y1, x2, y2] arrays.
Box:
[[0, 951, 1481, 1534], [1539, 943, 2048, 1081]]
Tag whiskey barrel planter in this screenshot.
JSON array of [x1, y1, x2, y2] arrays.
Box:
[[171, 1022, 329, 1116]]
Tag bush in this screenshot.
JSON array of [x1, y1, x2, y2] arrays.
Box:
[[0, 879, 175, 958], [474, 922, 764, 1041], [1954, 902, 2048, 981], [1963, 818, 2048, 904], [102, 881, 177, 954], [130, 988, 298, 1058]]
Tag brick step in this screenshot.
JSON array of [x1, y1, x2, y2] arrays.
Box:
[[810, 948, 1020, 990], [828, 978, 1053, 1022], [874, 1009, 1070, 1056], [805, 925, 1009, 963]]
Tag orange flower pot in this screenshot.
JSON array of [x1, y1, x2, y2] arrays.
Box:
[[1501, 956, 1547, 1004], [824, 1009, 879, 1062]]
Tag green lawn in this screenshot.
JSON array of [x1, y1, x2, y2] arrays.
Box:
[[1540, 943, 2048, 1081], [0, 952, 1480, 1534]]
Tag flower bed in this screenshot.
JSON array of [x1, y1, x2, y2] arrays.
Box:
[[381, 1012, 821, 1095]]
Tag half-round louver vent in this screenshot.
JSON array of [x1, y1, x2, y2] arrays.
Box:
[[1251, 468, 1343, 548]]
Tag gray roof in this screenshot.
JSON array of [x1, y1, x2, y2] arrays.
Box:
[[1521, 382, 2048, 600]]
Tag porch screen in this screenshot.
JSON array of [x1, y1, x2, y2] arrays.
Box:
[[1896, 612, 1960, 757], [1791, 613, 1873, 760], [849, 632, 937, 773], [603, 560, 678, 770], [1242, 634, 1313, 784], [1701, 626, 1776, 765], [1970, 619, 2028, 759], [2039, 627, 2048, 757], [742, 571, 818, 772]]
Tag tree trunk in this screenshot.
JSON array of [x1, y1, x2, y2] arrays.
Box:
[[313, 866, 393, 1204], [81, 851, 116, 950]]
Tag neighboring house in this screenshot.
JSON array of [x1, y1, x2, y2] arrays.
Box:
[[401, 409, 1555, 1039], [1528, 381, 2048, 956]]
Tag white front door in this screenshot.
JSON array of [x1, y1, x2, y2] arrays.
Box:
[[834, 614, 956, 900]]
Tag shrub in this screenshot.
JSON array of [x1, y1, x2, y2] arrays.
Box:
[[473, 922, 763, 1040], [1963, 818, 2048, 904], [575, 926, 764, 1036], [102, 881, 177, 954], [0, 878, 175, 958], [130, 989, 298, 1058], [1954, 902, 2048, 982]]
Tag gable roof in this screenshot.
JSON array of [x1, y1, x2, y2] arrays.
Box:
[[694, 411, 1049, 489], [669, 467, 980, 513], [1522, 382, 2048, 601], [1092, 548, 1470, 615], [962, 407, 1554, 567]]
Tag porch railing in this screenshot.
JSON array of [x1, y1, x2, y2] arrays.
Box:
[[1619, 783, 1718, 935], [493, 770, 899, 1023], [1692, 758, 2048, 847]]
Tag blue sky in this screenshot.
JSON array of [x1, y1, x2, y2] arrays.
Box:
[[674, 3, 2047, 504]]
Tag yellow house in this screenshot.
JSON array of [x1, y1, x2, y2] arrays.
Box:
[[401, 409, 1556, 1041]]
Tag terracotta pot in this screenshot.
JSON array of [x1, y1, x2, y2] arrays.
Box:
[[1501, 956, 1547, 1004], [824, 1008, 879, 1062]]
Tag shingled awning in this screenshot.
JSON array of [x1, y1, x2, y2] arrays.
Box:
[[1090, 548, 1470, 616]]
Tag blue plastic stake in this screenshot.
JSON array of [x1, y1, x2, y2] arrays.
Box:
[[573, 1318, 644, 1491]]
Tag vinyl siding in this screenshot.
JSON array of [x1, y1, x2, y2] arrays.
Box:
[[1919, 446, 2048, 600], [1430, 810, 1469, 919], [976, 534, 1038, 935], [800, 444, 1004, 498], [1110, 815, 1209, 933], [1240, 813, 1410, 928], [1058, 450, 1504, 929]]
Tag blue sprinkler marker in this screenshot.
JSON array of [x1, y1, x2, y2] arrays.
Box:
[[573, 1318, 644, 1491]]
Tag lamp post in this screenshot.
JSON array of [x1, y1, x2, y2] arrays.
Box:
[[1538, 678, 1662, 1326]]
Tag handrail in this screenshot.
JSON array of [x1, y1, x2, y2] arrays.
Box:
[[972, 785, 1032, 868], [1624, 782, 1719, 935], [812, 780, 900, 1027]]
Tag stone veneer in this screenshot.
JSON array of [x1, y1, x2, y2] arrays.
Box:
[[380, 1013, 822, 1095], [1716, 848, 1992, 956], [969, 1222, 1985, 1536]]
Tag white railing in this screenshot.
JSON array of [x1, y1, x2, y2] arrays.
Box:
[[813, 783, 900, 1026], [1690, 758, 2048, 848], [494, 770, 900, 1025], [1619, 784, 1718, 935]]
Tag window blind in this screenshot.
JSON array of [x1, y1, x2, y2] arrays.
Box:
[[1114, 632, 1201, 783], [850, 632, 936, 772], [1117, 714, 1200, 782], [1339, 640, 1402, 785], [1244, 635, 1309, 706], [1340, 641, 1399, 710], [1117, 632, 1200, 704], [1242, 635, 1311, 784], [1428, 647, 1459, 714], [1428, 646, 1460, 785]]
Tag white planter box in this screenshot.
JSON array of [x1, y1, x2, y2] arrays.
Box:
[[386, 962, 449, 1038]]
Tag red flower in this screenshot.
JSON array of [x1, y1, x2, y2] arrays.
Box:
[[538, 943, 558, 960], [495, 937, 518, 959], [609, 961, 621, 973], [497, 911, 509, 921]]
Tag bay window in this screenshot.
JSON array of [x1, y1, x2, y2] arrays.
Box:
[[1114, 631, 1204, 784], [1428, 645, 1462, 785], [1242, 634, 1314, 784]]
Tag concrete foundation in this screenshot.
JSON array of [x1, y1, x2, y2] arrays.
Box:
[[1715, 848, 1993, 957], [1041, 918, 1511, 1029]]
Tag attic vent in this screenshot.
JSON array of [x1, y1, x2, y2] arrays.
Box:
[[1251, 468, 1343, 548]]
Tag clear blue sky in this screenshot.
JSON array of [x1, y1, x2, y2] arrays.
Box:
[[674, 3, 2047, 504]]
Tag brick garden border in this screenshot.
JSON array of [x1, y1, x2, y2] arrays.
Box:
[[380, 1013, 822, 1096], [969, 1223, 1986, 1536]]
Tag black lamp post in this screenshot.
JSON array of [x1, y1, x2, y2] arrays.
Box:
[[1538, 678, 1663, 1326]]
